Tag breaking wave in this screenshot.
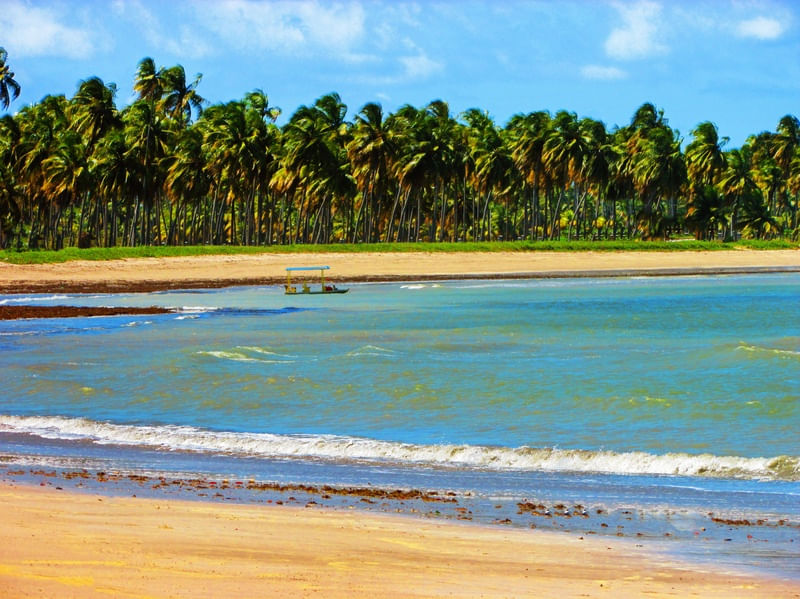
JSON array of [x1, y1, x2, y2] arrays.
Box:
[[195, 345, 297, 364], [0, 294, 71, 305], [737, 343, 800, 359], [1, 414, 797, 481], [345, 345, 397, 358]]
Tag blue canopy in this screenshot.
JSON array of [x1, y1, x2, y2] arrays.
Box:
[[286, 266, 330, 271]]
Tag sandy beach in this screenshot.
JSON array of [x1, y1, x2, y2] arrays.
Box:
[[1, 249, 799, 293], [1, 483, 797, 598]]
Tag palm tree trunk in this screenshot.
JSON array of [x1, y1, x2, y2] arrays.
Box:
[[215, 193, 227, 244], [543, 186, 551, 239], [439, 184, 447, 242], [480, 192, 492, 241], [415, 193, 421, 242], [267, 193, 275, 246], [397, 189, 410, 242], [385, 188, 402, 242], [256, 191, 263, 245], [550, 190, 565, 241], [531, 179, 540, 240], [230, 195, 237, 245]]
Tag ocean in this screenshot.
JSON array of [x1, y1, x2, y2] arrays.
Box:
[[1, 273, 798, 579]]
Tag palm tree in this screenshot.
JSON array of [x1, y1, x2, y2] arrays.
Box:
[[123, 100, 171, 245], [69, 77, 124, 246], [347, 102, 398, 242], [686, 122, 727, 239], [160, 65, 205, 125], [389, 104, 425, 241], [163, 126, 209, 244], [686, 184, 726, 240], [610, 103, 685, 240], [0, 47, 21, 111], [5, 53, 800, 248], [130, 57, 170, 244], [686, 122, 727, 187], [465, 108, 512, 241], [199, 94, 282, 246], [629, 102, 666, 132], [509, 111, 551, 239], [244, 89, 281, 123], [201, 101, 250, 244], [133, 58, 164, 104], [16, 95, 71, 248], [42, 131, 92, 246], [424, 100, 459, 241], [579, 117, 616, 239], [631, 126, 686, 239], [391, 103, 452, 242], [739, 132, 783, 238], [71, 77, 121, 153], [281, 93, 353, 243], [772, 115, 800, 231], [772, 115, 799, 173], [543, 111, 588, 239], [242, 91, 281, 245], [718, 145, 759, 239], [0, 115, 22, 247], [93, 128, 140, 246]]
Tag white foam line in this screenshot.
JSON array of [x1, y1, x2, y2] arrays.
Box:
[[172, 306, 220, 313], [0, 294, 71, 305], [0, 414, 796, 481]]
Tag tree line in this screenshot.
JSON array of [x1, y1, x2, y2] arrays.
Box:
[[0, 53, 798, 250]]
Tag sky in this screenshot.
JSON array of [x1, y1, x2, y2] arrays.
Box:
[[3, 0, 799, 147]]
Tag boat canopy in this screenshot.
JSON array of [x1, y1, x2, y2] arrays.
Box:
[[284, 265, 347, 294]]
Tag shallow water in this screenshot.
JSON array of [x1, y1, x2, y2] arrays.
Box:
[[1, 274, 798, 578]]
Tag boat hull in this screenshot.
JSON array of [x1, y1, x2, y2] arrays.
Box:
[[285, 288, 349, 295]]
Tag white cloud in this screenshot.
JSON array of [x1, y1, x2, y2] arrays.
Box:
[[581, 65, 627, 80], [399, 52, 443, 79], [194, 0, 366, 55], [5, 0, 94, 59], [340, 52, 381, 65], [112, 0, 213, 59], [605, 1, 668, 60], [394, 37, 442, 80], [736, 16, 786, 40]]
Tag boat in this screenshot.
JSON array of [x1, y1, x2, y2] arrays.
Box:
[[284, 266, 349, 295]]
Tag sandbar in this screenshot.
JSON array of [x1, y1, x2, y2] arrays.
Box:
[[0, 249, 799, 294], [0, 305, 172, 320]]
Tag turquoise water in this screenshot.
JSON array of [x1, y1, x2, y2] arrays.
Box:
[[1, 274, 798, 576]]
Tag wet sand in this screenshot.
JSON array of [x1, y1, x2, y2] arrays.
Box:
[[1, 249, 799, 294], [1, 483, 796, 598]]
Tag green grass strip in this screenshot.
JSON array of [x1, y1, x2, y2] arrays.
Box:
[[0, 239, 797, 265]]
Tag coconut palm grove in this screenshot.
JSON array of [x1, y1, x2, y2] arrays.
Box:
[[1, 52, 798, 250]]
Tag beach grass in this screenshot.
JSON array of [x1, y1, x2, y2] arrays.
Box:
[[0, 239, 796, 265]]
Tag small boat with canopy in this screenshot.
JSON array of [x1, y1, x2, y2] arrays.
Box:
[[284, 266, 349, 295]]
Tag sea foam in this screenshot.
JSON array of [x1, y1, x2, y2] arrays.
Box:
[[1, 414, 797, 481], [0, 294, 71, 305]]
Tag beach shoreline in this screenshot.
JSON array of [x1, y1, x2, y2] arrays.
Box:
[[1, 249, 799, 294], [1, 481, 797, 598], [2, 251, 799, 596]]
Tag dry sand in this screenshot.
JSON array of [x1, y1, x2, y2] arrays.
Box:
[[1, 484, 797, 598], [1, 249, 799, 293]]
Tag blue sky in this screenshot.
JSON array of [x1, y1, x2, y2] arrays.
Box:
[[4, 0, 799, 147]]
